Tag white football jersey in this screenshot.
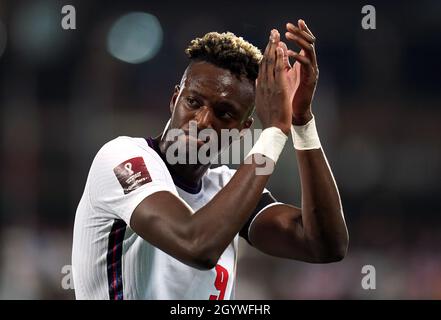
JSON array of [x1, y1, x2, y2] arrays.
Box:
[[72, 136, 279, 300]]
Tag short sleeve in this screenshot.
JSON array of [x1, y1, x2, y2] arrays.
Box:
[[87, 137, 177, 226]]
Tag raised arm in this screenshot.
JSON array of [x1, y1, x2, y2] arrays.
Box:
[[249, 20, 349, 263]]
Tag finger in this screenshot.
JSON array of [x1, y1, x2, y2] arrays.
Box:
[[285, 32, 314, 55], [285, 32, 317, 67], [257, 56, 264, 84], [259, 31, 276, 81], [297, 19, 318, 67], [259, 39, 271, 82], [298, 19, 316, 39], [262, 32, 273, 58], [286, 22, 315, 44], [287, 49, 312, 68], [259, 29, 278, 82], [275, 47, 286, 82], [266, 29, 280, 80], [277, 41, 291, 69]]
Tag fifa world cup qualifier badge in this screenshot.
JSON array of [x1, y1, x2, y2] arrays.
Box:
[[113, 157, 152, 194]]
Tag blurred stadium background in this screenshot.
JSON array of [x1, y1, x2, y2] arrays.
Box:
[[1, 0, 440, 299]]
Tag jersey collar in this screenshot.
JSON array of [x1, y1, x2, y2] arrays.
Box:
[[145, 137, 203, 194]]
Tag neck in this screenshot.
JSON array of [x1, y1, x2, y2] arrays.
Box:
[[151, 136, 211, 192]]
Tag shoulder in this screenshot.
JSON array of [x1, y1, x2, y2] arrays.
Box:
[[98, 136, 150, 156], [88, 136, 171, 183], [85, 137, 177, 224], [93, 136, 158, 165]]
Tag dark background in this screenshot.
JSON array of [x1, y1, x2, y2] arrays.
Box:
[[1, 0, 440, 299]]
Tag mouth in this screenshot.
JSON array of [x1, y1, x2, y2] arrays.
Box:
[[180, 131, 210, 147], [184, 134, 206, 147]]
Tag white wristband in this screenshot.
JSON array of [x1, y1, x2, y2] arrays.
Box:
[[246, 127, 288, 163], [291, 116, 321, 150]]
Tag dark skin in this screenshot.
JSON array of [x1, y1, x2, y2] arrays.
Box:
[[157, 60, 255, 188], [131, 20, 348, 270]]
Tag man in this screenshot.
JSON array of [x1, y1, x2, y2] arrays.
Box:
[[72, 19, 348, 300]]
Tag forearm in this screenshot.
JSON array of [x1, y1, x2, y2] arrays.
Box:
[[189, 128, 288, 264], [296, 148, 348, 260], [132, 160, 270, 270], [191, 158, 271, 263]]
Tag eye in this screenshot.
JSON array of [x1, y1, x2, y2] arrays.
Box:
[[215, 110, 234, 120], [186, 97, 201, 109]]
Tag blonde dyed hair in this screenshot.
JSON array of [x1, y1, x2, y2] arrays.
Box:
[[185, 32, 262, 82]]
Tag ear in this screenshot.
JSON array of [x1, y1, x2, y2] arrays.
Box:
[[242, 117, 254, 130], [239, 117, 254, 138], [169, 85, 181, 115]]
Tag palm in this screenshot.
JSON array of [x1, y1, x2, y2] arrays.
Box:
[[284, 51, 313, 116], [286, 59, 300, 103]]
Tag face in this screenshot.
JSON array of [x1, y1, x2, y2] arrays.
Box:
[[163, 61, 255, 159]]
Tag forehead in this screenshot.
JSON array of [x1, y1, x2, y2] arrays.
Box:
[[182, 61, 254, 108]]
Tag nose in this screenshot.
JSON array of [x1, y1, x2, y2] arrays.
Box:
[[194, 106, 214, 130]]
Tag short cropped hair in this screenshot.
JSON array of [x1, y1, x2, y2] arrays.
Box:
[[185, 32, 262, 82]]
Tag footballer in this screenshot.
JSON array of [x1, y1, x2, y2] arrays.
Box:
[[72, 20, 349, 300]]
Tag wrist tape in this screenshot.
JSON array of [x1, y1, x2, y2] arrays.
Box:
[[291, 116, 321, 150], [246, 127, 288, 163]]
